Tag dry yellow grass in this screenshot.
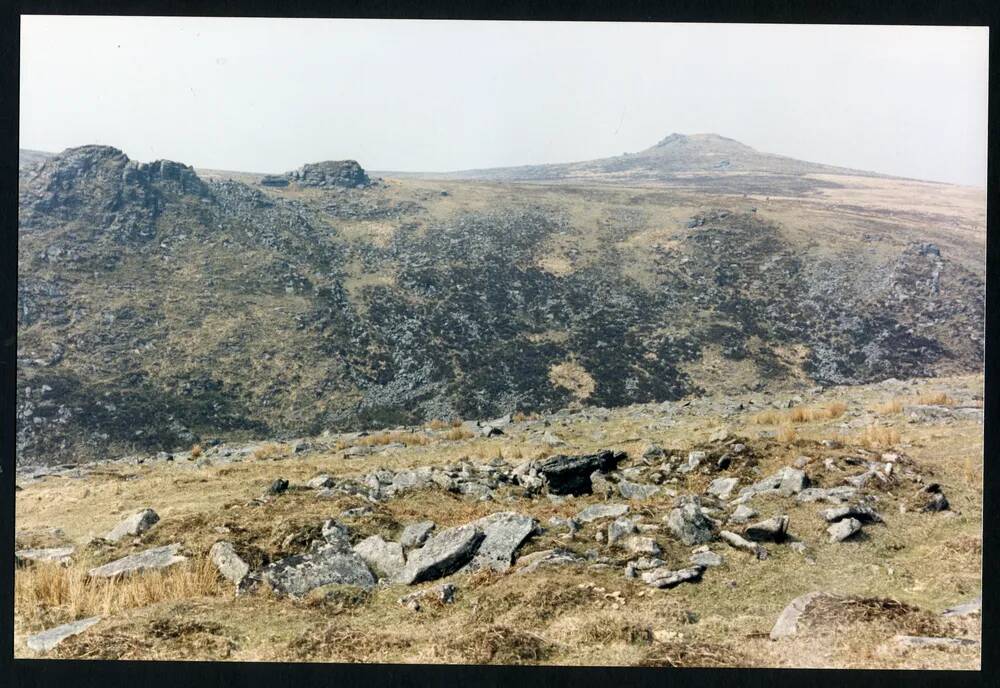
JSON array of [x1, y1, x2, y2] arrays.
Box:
[[858, 425, 901, 449], [15, 557, 222, 634], [871, 399, 904, 415], [190, 444, 203, 459], [776, 425, 797, 443], [513, 411, 540, 422], [251, 442, 289, 461], [755, 402, 847, 425], [751, 409, 786, 425], [549, 361, 596, 402], [443, 427, 474, 441], [912, 392, 956, 406], [357, 431, 430, 447]]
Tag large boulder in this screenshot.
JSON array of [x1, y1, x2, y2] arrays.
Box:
[[396, 523, 485, 584], [289, 160, 370, 188], [260, 544, 375, 596], [537, 450, 625, 495], [463, 512, 539, 573]]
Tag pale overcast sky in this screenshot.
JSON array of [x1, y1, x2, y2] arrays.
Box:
[[20, 17, 989, 186]]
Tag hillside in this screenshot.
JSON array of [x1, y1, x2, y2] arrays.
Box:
[[15, 138, 986, 467]]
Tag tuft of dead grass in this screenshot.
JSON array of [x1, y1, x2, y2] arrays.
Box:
[[447, 625, 554, 664], [190, 444, 203, 459], [912, 391, 956, 406], [871, 399, 904, 415], [776, 425, 798, 443], [858, 425, 901, 449], [758, 403, 848, 425], [251, 442, 289, 461], [637, 641, 746, 668], [357, 431, 430, 447], [443, 426, 474, 441]]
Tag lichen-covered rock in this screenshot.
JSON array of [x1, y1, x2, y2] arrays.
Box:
[[537, 450, 625, 495], [399, 521, 436, 549], [353, 535, 406, 579], [665, 497, 716, 545], [463, 512, 539, 573], [260, 544, 375, 596], [396, 523, 484, 584]]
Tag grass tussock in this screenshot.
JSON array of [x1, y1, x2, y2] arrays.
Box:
[[15, 558, 223, 633], [803, 596, 946, 637], [513, 411, 540, 422], [251, 442, 289, 461], [549, 361, 596, 402], [637, 641, 746, 668], [912, 391, 956, 406], [427, 418, 463, 430], [442, 426, 474, 441], [871, 399, 904, 415], [190, 444, 203, 459], [756, 402, 847, 425], [776, 425, 798, 443], [858, 425, 901, 449]]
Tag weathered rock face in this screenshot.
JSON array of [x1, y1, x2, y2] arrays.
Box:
[[353, 535, 406, 580], [26, 617, 102, 653], [399, 521, 436, 549], [209, 541, 251, 587], [665, 497, 716, 545], [396, 523, 485, 585], [537, 450, 625, 495], [288, 160, 370, 188], [260, 544, 375, 596]]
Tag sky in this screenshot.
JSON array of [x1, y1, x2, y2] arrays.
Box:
[[20, 17, 989, 186]]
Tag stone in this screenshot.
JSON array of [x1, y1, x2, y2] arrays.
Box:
[[641, 564, 705, 589], [398, 583, 457, 611], [321, 520, 353, 551], [942, 596, 982, 618], [744, 515, 789, 543], [209, 541, 250, 587], [577, 503, 630, 523], [88, 543, 187, 578], [622, 535, 662, 556], [307, 474, 335, 489], [921, 492, 950, 512], [541, 431, 566, 445], [690, 551, 724, 567], [515, 548, 584, 574], [260, 545, 375, 596], [770, 591, 833, 640], [728, 504, 758, 525], [590, 471, 615, 498], [719, 530, 767, 559], [15, 547, 74, 566], [678, 451, 706, 474], [617, 479, 660, 500], [827, 517, 862, 543], [536, 450, 625, 495], [642, 444, 666, 460], [796, 486, 859, 504], [463, 512, 539, 573], [104, 508, 159, 542], [396, 523, 485, 584], [707, 477, 739, 500], [741, 467, 808, 498], [607, 517, 639, 546], [820, 505, 883, 524], [665, 498, 716, 545], [399, 521, 436, 549], [26, 617, 102, 653], [353, 535, 406, 579]]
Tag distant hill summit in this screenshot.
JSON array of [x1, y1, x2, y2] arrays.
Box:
[[388, 132, 891, 193]]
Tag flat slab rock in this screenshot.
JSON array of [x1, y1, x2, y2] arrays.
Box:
[[641, 564, 705, 589], [15, 546, 75, 566], [88, 543, 187, 579], [396, 523, 485, 585], [26, 616, 102, 653], [770, 591, 836, 640], [537, 450, 624, 495], [260, 544, 375, 596], [894, 635, 979, 649], [462, 512, 539, 573], [942, 596, 982, 618], [576, 503, 630, 523]]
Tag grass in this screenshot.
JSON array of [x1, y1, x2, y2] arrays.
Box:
[[776, 425, 798, 443], [356, 431, 431, 448], [754, 402, 847, 425], [912, 392, 956, 406], [871, 399, 904, 415], [251, 442, 289, 461], [858, 425, 902, 449]]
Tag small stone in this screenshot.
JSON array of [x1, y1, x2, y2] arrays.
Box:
[[398, 583, 457, 611], [728, 504, 758, 525], [266, 478, 289, 495], [88, 543, 187, 578], [641, 564, 705, 589], [690, 551, 724, 567], [744, 515, 789, 543], [707, 477, 739, 500], [820, 504, 883, 524], [209, 541, 250, 587], [577, 503, 630, 523], [941, 596, 981, 618], [104, 508, 159, 543], [307, 474, 335, 489], [607, 517, 639, 546], [719, 530, 767, 559]]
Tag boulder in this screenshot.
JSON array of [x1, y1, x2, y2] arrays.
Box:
[[607, 517, 639, 546], [537, 450, 625, 495], [622, 535, 662, 556], [665, 497, 716, 545], [88, 543, 187, 578], [307, 474, 335, 489], [104, 508, 159, 543], [399, 521, 436, 549], [707, 477, 739, 500], [260, 545, 375, 596], [690, 550, 724, 567], [396, 523, 484, 584], [353, 535, 406, 580], [26, 617, 102, 653], [463, 512, 539, 573], [617, 479, 660, 500], [827, 517, 862, 543], [744, 515, 789, 543], [728, 504, 758, 525], [576, 503, 630, 523], [209, 541, 250, 587], [720, 530, 767, 559]]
